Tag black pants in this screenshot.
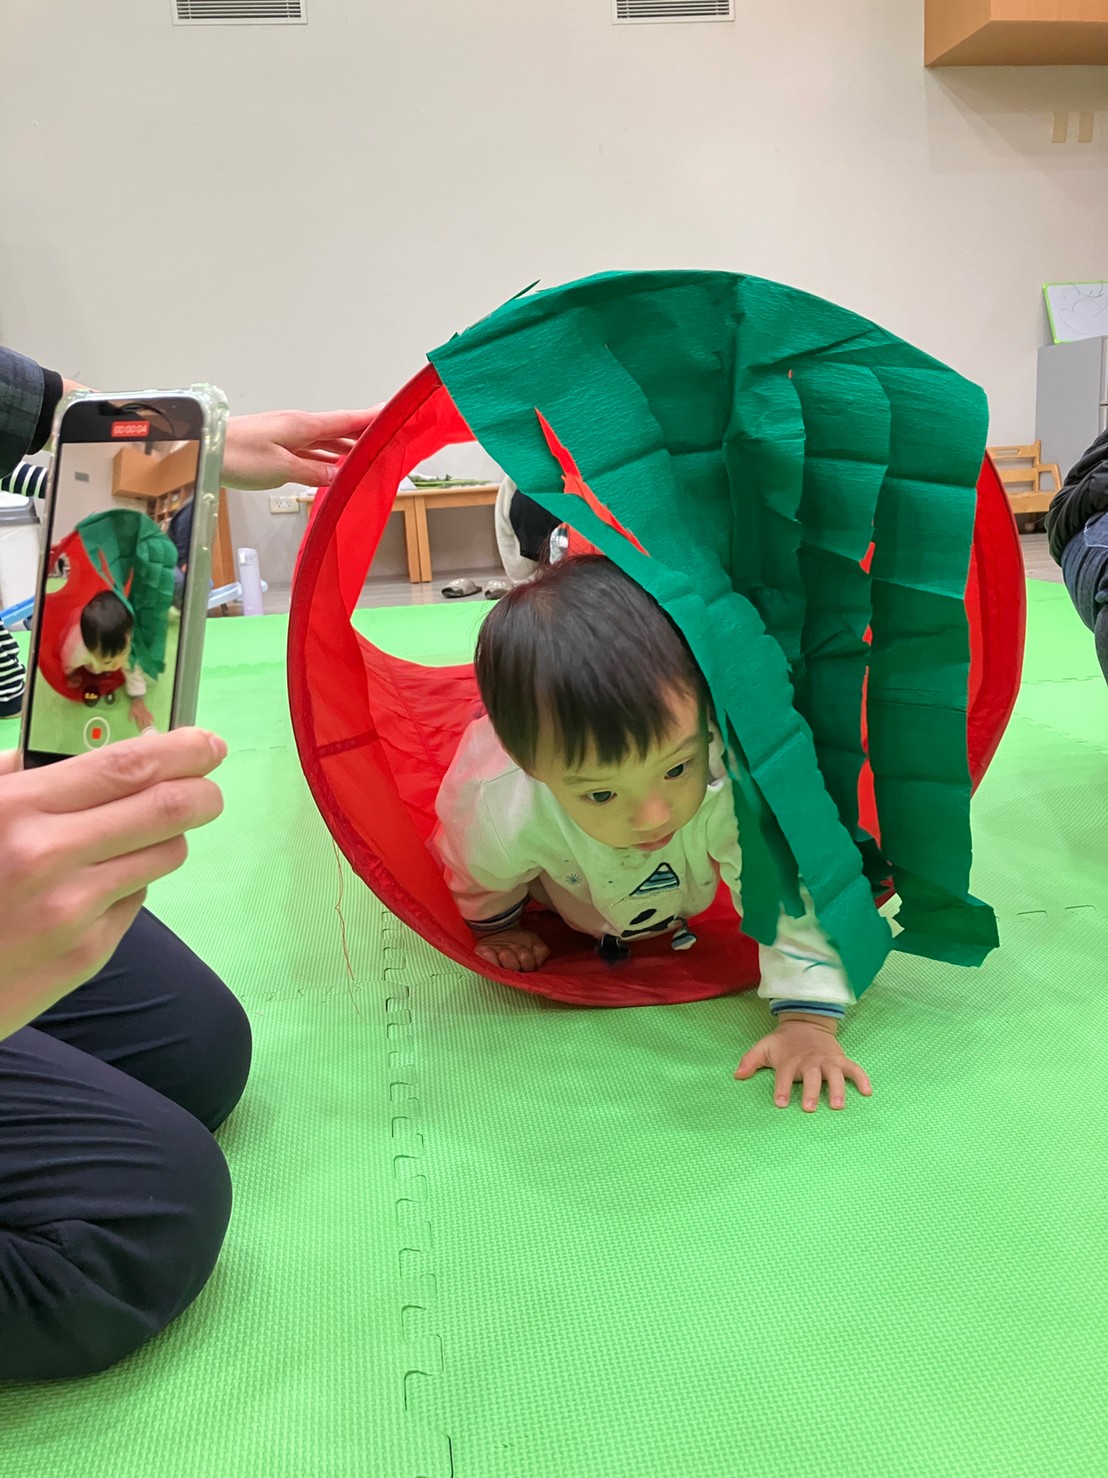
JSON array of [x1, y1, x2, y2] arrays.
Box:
[[0, 910, 252, 1381], [509, 490, 561, 563], [1061, 510, 1108, 684]]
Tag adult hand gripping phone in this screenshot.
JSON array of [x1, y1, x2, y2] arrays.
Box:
[[19, 386, 228, 767]]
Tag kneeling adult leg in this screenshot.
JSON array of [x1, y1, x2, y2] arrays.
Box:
[[32, 908, 252, 1133], [0, 912, 251, 1380], [1062, 513, 1108, 685]]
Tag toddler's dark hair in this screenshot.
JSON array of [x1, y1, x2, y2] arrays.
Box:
[[80, 591, 134, 659], [475, 556, 707, 772]]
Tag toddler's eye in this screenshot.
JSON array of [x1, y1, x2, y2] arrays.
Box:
[[584, 790, 615, 805], [665, 762, 689, 780]]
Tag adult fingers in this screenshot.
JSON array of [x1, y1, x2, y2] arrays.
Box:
[[88, 834, 191, 909], [60, 774, 223, 867], [33, 768, 223, 880], [312, 438, 357, 455], [297, 409, 382, 441], [22, 730, 226, 815], [285, 457, 341, 488], [801, 1064, 824, 1113], [825, 1064, 847, 1111], [291, 448, 342, 464], [842, 1058, 873, 1097]]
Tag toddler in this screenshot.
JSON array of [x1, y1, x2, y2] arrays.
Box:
[[433, 556, 872, 1111], [62, 590, 155, 731]]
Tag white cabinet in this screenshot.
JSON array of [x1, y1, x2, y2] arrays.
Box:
[[1036, 338, 1108, 483]]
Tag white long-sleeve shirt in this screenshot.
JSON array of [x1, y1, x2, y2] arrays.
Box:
[[433, 716, 854, 1016]]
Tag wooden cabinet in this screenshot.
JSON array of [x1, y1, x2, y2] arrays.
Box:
[[926, 1, 1108, 65], [111, 442, 198, 526]]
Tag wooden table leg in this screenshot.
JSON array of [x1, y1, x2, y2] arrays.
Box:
[[212, 489, 236, 588], [400, 501, 422, 584], [413, 496, 433, 582]]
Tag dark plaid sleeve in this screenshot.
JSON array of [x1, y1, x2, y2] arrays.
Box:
[[1045, 429, 1108, 563], [33, 369, 63, 451], [0, 346, 48, 477]]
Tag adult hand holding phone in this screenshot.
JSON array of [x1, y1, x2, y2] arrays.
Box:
[[0, 727, 226, 1039]]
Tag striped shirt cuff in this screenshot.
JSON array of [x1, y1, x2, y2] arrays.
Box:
[[0, 621, 26, 704], [769, 1000, 847, 1021], [0, 461, 49, 499], [467, 901, 525, 935]]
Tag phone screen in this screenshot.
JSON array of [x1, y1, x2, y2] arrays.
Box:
[[22, 396, 205, 765]]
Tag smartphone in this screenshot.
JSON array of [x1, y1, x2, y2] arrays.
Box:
[[20, 386, 228, 768]]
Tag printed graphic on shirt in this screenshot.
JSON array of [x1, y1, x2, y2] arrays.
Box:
[[630, 862, 680, 896], [620, 906, 677, 939]]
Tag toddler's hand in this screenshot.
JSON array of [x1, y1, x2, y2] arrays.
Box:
[[734, 1016, 872, 1112], [129, 699, 155, 732], [474, 927, 550, 973]]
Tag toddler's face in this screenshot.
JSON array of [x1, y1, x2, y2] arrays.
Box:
[[529, 686, 710, 852], [85, 636, 132, 675]]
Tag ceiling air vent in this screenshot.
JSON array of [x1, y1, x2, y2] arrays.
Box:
[[174, 1, 306, 24], [613, 0, 733, 23]]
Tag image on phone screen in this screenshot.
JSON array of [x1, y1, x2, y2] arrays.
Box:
[[23, 397, 204, 763]]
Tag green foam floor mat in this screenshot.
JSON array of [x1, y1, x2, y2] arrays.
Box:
[[1, 580, 1105, 1477]]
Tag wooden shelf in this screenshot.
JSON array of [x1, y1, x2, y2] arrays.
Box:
[[926, 1, 1108, 65]]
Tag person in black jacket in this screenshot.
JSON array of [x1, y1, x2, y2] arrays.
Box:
[[1045, 431, 1108, 684], [0, 341, 376, 1381]]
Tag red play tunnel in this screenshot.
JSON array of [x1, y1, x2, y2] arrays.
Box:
[[288, 365, 1025, 1008]]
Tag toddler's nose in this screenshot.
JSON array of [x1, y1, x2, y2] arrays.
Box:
[[634, 795, 671, 832]]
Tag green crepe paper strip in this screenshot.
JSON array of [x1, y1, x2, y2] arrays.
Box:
[[76, 508, 177, 680], [430, 271, 997, 991], [789, 363, 888, 872], [865, 365, 998, 960]]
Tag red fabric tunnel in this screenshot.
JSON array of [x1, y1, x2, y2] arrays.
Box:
[[288, 365, 1026, 1008], [37, 530, 128, 703]]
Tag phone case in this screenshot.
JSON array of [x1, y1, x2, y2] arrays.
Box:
[[171, 386, 229, 728], [20, 385, 229, 760]]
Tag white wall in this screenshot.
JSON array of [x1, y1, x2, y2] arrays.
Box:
[[52, 444, 123, 533], [2, 1, 1106, 566]]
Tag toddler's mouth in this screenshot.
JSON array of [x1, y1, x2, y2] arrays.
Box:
[[633, 832, 673, 852]]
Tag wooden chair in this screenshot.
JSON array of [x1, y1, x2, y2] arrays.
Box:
[[987, 442, 1063, 517]]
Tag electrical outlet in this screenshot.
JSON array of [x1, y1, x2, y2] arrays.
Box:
[[268, 494, 299, 514]]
